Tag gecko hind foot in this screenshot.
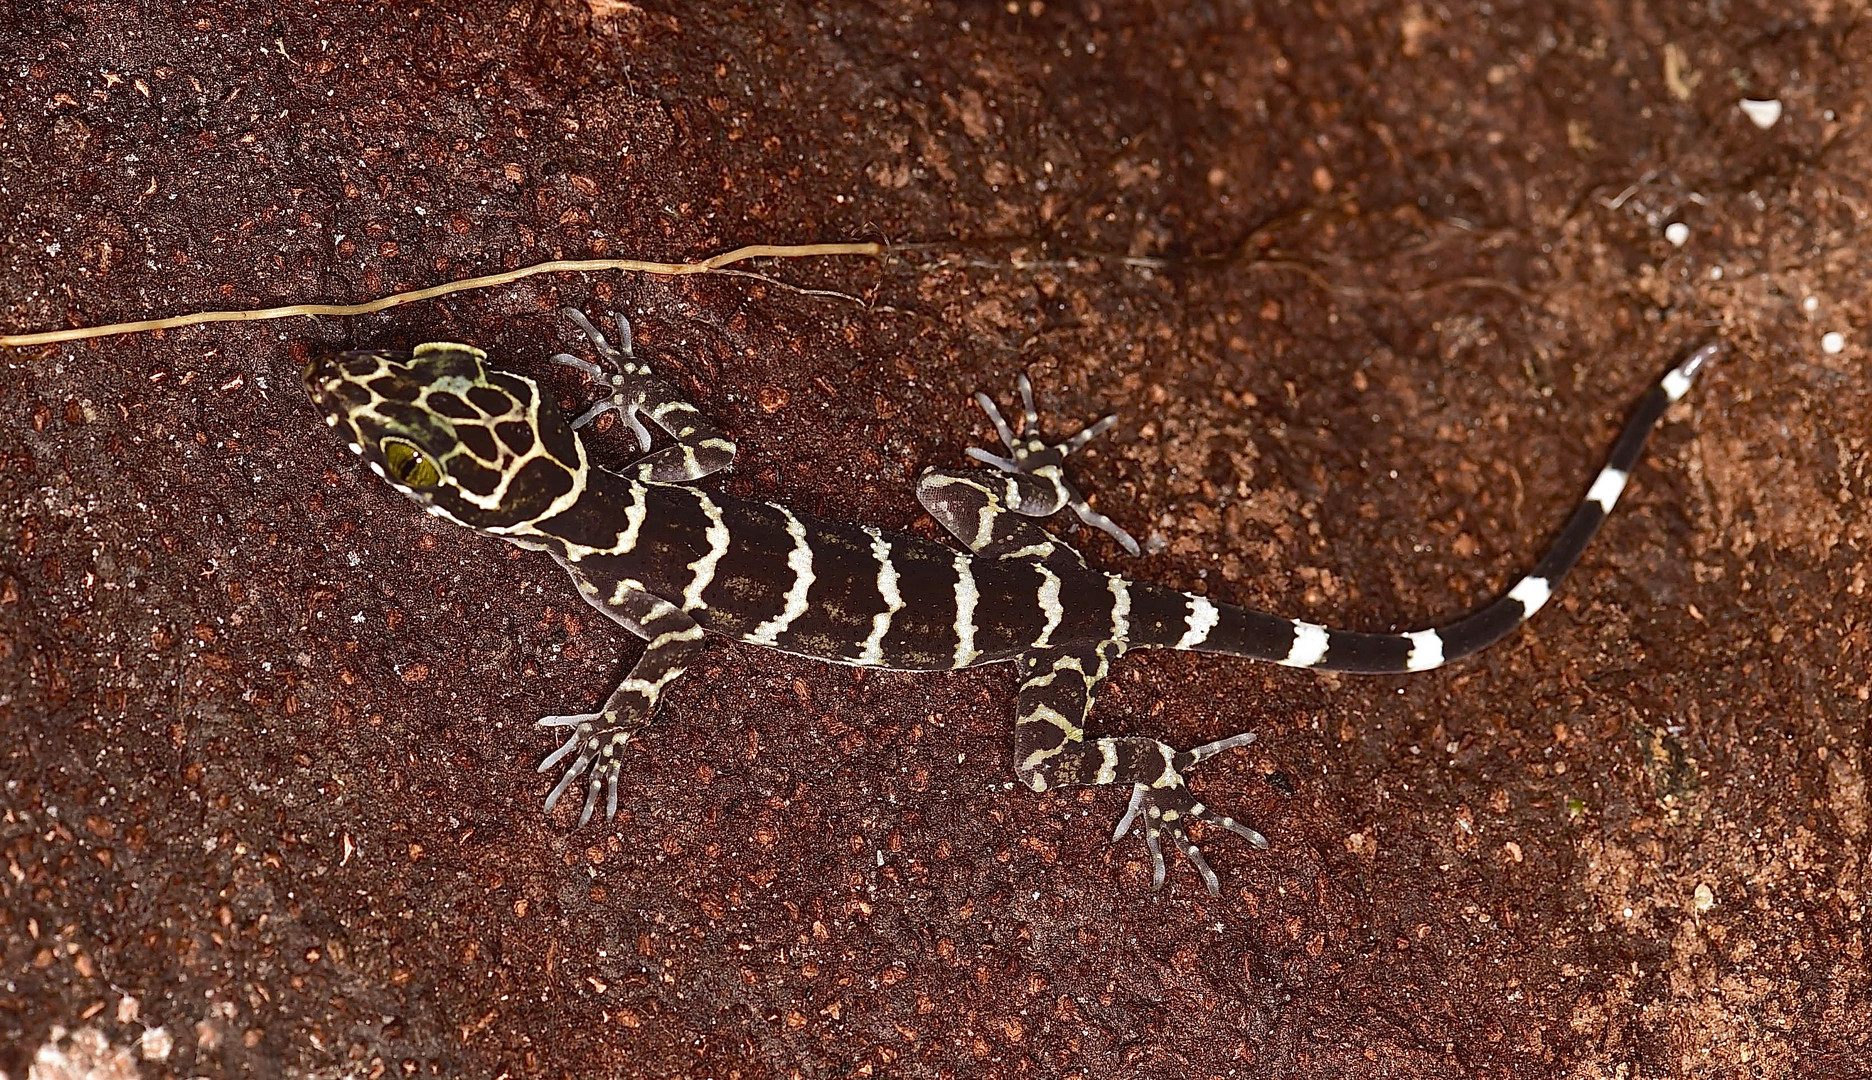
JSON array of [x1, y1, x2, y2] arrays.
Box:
[[1111, 732, 1267, 895], [537, 713, 634, 826], [968, 372, 1140, 555]]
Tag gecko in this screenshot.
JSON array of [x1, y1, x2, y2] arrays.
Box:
[[303, 308, 1714, 895]]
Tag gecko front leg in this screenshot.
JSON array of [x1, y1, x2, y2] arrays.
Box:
[[551, 308, 738, 484], [541, 565, 705, 825], [925, 371, 1140, 555]]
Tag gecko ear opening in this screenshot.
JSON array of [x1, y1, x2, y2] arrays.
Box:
[[382, 438, 442, 489]]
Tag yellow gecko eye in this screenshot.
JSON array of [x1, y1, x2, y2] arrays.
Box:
[[381, 439, 441, 488]]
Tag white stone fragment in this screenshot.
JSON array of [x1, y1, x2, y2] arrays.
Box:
[[29, 1027, 141, 1079], [1822, 331, 1846, 354], [1740, 98, 1783, 129], [140, 1026, 175, 1061], [1664, 222, 1689, 246], [1803, 295, 1820, 313]]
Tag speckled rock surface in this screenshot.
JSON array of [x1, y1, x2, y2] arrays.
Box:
[[4, 2, 1870, 1077]]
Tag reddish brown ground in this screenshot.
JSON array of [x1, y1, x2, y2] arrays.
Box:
[[4, 2, 1870, 1078]]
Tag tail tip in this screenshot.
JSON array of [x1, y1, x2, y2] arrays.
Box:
[[1663, 341, 1720, 401]]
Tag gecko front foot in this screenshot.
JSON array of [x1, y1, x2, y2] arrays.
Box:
[[549, 308, 661, 449], [549, 308, 738, 484], [1111, 732, 1268, 895], [536, 712, 641, 826], [968, 372, 1141, 555]]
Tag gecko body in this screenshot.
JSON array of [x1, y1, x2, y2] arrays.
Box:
[[304, 309, 1713, 894]]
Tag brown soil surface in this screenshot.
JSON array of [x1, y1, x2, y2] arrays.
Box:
[[5, 2, 1870, 1077]]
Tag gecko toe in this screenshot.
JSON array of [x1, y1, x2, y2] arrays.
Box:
[[577, 772, 604, 827], [1141, 810, 1169, 889], [538, 711, 600, 729], [538, 730, 581, 773], [1176, 834, 1221, 896], [1190, 801, 1268, 849], [542, 750, 593, 813], [1112, 783, 1149, 841]]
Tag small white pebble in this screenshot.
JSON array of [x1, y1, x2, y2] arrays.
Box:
[[1803, 296, 1819, 313], [1664, 222, 1689, 246], [1740, 98, 1783, 129], [1822, 331, 1846, 354], [140, 1026, 174, 1061], [1708, 266, 1723, 280]]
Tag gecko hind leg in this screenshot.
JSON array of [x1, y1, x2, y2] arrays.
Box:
[[964, 372, 1139, 555], [1014, 646, 1266, 895]]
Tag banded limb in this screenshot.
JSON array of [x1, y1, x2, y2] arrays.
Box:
[[539, 566, 705, 825], [552, 308, 738, 483], [916, 372, 1139, 558], [1014, 644, 1266, 895]]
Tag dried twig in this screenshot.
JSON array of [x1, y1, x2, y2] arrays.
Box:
[[0, 242, 885, 348]]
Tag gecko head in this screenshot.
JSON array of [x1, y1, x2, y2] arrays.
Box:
[[304, 342, 589, 532]]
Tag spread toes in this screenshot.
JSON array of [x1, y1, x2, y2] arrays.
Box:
[[537, 713, 635, 826], [1110, 733, 1267, 895]]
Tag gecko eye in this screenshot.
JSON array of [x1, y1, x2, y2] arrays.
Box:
[[382, 438, 442, 488]]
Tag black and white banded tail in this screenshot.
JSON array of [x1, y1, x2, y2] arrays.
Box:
[[1144, 344, 1718, 674]]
